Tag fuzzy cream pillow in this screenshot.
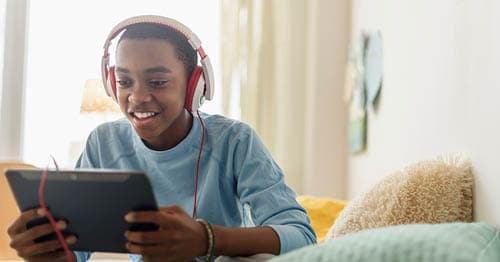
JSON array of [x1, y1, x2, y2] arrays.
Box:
[[325, 155, 473, 240]]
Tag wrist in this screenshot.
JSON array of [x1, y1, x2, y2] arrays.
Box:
[[195, 220, 208, 257], [196, 219, 216, 261]]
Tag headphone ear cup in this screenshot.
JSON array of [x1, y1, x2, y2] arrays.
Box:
[[106, 66, 118, 99], [185, 66, 204, 111]]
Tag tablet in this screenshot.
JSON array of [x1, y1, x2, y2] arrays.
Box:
[[5, 168, 159, 253]]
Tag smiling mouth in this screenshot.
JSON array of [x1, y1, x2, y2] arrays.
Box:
[[130, 112, 160, 120]]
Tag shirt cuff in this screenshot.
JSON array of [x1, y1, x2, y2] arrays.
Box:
[[268, 224, 316, 254]]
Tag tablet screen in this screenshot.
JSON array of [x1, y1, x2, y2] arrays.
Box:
[[5, 169, 159, 253]]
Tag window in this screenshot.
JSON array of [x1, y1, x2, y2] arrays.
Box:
[[0, 0, 29, 160], [0, 0, 6, 102], [23, 0, 221, 167]]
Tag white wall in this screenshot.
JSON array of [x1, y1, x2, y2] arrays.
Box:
[[348, 0, 500, 226]]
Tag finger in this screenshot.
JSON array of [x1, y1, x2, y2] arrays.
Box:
[[127, 205, 186, 221], [125, 230, 173, 245], [16, 236, 77, 258], [159, 205, 185, 214], [126, 241, 171, 255], [7, 208, 44, 236], [125, 211, 169, 228], [10, 220, 67, 248], [125, 211, 156, 222]]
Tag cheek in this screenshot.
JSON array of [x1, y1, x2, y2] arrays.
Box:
[[179, 81, 188, 101], [116, 91, 129, 110], [163, 81, 188, 106], [117, 91, 126, 102], [160, 95, 185, 111]]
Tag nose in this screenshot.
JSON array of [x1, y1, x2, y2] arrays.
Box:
[[128, 84, 153, 104]]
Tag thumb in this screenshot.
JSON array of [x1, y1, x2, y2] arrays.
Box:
[[159, 205, 189, 216]]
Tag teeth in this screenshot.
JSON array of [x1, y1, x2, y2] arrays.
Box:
[[134, 112, 156, 119]]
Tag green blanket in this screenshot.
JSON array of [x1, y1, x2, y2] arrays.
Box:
[[271, 222, 500, 262]]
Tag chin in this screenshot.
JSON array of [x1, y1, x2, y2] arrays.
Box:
[[135, 129, 158, 140]]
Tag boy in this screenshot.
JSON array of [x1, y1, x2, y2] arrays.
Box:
[[8, 15, 316, 261]]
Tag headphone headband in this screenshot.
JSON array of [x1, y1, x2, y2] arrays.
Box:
[[103, 15, 202, 52], [101, 15, 214, 106]]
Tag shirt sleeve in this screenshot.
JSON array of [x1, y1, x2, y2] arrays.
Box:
[[232, 126, 317, 253], [75, 130, 100, 169]]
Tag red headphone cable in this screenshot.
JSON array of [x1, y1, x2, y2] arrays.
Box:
[[38, 157, 75, 262], [192, 110, 205, 219]]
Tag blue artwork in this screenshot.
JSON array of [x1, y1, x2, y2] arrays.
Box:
[[347, 33, 368, 154], [346, 30, 384, 154], [364, 31, 383, 108]]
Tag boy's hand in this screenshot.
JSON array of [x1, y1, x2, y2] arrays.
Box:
[[124, 206, 208, 262], [7, 208, 77, 262]]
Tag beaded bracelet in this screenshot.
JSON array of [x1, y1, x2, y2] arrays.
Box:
[[196, 218, 216, 262]]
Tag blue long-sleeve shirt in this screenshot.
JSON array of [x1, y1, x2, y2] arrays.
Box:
[[74, 113, 316, 261]]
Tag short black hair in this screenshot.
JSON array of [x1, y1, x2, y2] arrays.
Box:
[[117, 23, 197, 80]]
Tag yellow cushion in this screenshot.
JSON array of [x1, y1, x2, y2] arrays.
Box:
[[296, 195, 347, 243]]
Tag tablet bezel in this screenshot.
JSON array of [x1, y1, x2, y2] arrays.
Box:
[[5, 168, 159, 253]]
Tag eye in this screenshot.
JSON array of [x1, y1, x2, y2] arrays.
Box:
[[116, 79, 132, 88], [149, 80, 168, 89]]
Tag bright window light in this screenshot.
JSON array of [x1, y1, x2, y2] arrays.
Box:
[[0, 0, 6, 104], [23, 0, 221, 167]]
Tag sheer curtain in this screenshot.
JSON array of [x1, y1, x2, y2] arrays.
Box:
[[221, 0, 350, 197], [221, 0, 309, 192]]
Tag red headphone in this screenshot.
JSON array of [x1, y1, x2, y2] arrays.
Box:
[[101, 15, 214, 112]]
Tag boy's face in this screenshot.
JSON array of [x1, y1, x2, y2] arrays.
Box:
[[115, 38, 190, 150]]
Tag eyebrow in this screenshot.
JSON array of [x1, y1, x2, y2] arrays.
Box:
[[115, 67, 130, 73], [144, 66, 172, 74], [114, 66, 172, 74]]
